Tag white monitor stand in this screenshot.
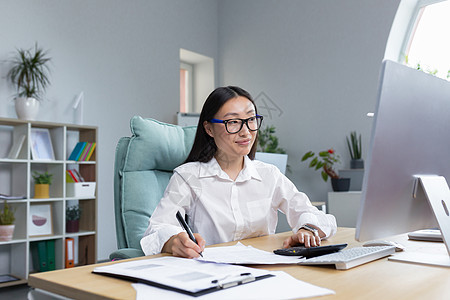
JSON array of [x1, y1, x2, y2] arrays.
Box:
[[389, 176, 450, 267]]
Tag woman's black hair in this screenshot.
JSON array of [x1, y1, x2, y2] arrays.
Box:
[[184, 86, 259, 163]]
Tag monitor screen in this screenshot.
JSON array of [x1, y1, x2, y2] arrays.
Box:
[[356, 60, 450, 242]]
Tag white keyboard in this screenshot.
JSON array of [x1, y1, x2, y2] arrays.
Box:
[[299, 246, 396, 270]]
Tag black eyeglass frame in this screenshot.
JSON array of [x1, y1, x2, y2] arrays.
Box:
[[209, 115, 264, 134]]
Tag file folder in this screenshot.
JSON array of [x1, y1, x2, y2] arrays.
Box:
[[31, 241, 48, 272], [46, 240, 56, 271], [65, 238, 75, 268], [92, 256, 273, 297]]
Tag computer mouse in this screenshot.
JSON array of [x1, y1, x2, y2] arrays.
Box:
[[362, 240, 405, 252]]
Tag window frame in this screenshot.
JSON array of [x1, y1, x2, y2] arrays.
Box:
[[180, 62, 194, 113]]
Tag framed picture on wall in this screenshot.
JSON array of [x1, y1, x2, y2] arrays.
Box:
[[29, 204, 53, 236], [30, 128, 55, 161]]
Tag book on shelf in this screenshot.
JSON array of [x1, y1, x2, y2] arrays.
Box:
[[68, 142, 96, 161], [75, 142, 88, 161], [66, 169, 85, 183], [0, 194, 26, 200], [68, 142, 85, 161]]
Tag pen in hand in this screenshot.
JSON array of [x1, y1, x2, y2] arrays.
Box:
[[176, 211, 203, 257]]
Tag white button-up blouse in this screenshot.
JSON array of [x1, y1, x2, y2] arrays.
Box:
[[140, 156, 337, 255]]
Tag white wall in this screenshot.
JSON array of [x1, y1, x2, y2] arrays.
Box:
[[0, 0, 219, 261], [218, 0, 401, 208]]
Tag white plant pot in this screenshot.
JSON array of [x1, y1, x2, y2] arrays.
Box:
[[15, 97, 40, 120], [0, 224, 15, 241]]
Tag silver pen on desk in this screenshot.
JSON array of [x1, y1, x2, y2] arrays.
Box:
[[176, 211, 203, 257]]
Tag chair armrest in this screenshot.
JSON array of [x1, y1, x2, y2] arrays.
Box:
[[109, 248, 145, 260]]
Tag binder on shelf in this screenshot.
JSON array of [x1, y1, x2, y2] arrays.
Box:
[[31, 241, 48, 272], [68, 142, 85, 161], [65, 238, 75, 268], [46, 240, 56, 271]]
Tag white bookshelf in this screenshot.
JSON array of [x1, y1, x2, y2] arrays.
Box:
[[0, 117, 97, 288]]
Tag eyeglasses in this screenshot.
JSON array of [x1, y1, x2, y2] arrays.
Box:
[[209, 115, 263, 134]]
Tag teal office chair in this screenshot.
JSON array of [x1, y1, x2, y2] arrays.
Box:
[[110, 116, 196, 260]]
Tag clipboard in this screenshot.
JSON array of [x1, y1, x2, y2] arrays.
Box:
[[92, 256, 273, 297]]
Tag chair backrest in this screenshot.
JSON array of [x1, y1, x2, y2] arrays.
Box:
[[113, 116, 197, 250]]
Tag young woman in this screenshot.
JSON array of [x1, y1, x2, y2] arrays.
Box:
[[140, 86, 337, 258]]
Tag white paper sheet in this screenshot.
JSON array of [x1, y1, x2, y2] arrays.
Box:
[[133, 271, 334, 300], [197, 242, 304, 264]]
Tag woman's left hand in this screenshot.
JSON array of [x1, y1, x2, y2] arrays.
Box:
[[282, 228, 322, 248]]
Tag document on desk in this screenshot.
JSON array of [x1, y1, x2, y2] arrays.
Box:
[[133, 271, 335, 300], [93, 256, 272, 297], [198, 242, 304, 264]]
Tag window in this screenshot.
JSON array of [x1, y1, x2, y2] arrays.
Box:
[[179, 49, 214, 113], [398, 0, 450, 79]]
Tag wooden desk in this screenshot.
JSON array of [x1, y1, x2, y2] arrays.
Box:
[[28, 228, 450, 300]]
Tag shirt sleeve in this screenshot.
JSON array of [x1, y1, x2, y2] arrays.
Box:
[[140, 171, 194, 255], [274, 171, 337, 239]]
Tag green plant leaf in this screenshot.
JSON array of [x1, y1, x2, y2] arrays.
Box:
[[301, 151, 314, 161], [7, 43, 51, 100], [319, 151, 329, 157], [321, 171, 328, 182], [309, 157, 318, 168], [315, 161, 324, 170]]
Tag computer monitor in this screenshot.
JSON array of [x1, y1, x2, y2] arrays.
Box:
[[355, 60, 450, 266]]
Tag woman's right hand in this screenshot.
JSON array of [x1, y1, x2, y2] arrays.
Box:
[[162, 232, 206, 258]]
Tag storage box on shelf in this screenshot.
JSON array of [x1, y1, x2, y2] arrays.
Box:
[[66, 182, 96, 198], [0, 117, 97, 288]]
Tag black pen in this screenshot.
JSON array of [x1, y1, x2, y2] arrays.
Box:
[[176, 211, 203, 257]]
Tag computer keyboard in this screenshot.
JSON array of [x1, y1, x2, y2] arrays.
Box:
[[299, 246, 396, 270]]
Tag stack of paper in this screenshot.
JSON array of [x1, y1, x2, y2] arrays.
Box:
[[198, 242, 304, 264]]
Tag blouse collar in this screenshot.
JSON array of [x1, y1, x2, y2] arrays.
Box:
[[199, 156, 262, 182]]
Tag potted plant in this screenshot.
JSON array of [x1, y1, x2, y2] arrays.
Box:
[[256, 125, 289, 174], [33, 171, 53, 199], [301, 148, 350, 192], [0, 200, 16, 241], [66, 205, 81, 233], [7, 43, 52, 120], [346, 131, 364, 169]]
